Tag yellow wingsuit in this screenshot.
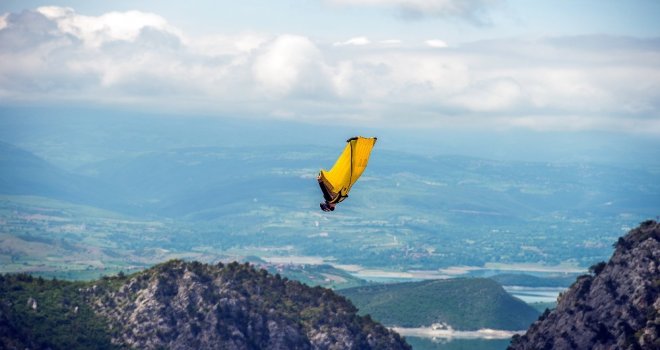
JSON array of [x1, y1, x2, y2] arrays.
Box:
[[318, 136, 377, 205]]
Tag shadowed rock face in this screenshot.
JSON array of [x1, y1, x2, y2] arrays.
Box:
[[509, 220, 660, 350], [92, 260, 410, 350]]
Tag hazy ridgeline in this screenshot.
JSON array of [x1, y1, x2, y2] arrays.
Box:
[[1, 106, 659, 276]]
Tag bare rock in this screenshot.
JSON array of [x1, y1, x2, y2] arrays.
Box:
[[509, 220, 660, 350], [92, 260, 410, 350]]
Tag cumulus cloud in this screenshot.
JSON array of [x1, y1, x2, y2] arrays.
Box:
[[36, 6, 176, 47], [1, 7, 659, 133], [252, 35, 331, 97], [328, 0, 500, 23]]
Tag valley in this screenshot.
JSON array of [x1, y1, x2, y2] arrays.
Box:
[[1, 112, 659, 349]]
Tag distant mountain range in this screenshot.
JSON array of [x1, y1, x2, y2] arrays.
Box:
[[339, 278, 540, 330], [0, 260, 410, 350], [3, 138, 658, 221], [2, 136, 659, 278], [2, 109, 659, 350], [0, 141, 121, 210], [509, 220, 660, 349]]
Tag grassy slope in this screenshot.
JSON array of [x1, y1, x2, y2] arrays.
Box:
[[339, 278, 540, 330]]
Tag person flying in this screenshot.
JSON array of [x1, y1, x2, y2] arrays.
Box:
[[317, 136, 377, 212]]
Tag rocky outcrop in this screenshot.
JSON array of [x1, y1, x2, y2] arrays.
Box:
[[91, 260, 410, 350], [0, 260, 409, 350], [509, 220, 660, 350]]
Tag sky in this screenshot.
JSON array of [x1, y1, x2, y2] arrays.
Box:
[[1, 0, 660, 134]]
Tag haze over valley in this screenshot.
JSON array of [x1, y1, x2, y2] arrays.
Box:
[[1, 1, 659, 349]]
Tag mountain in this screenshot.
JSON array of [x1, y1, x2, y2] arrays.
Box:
[[338, 278, 540, 330], [76, 145, 318, 217], [509, 220, 660, 350], [0, 141, 123, 211], [75, 143, 660, 220], [0, 260, 410, 350], [2, 137, 659, 274], [490, 274, 577, 288], [0, 141, 84, 199]]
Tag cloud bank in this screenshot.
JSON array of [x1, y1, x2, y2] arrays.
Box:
[[1, 7, 659, 133]]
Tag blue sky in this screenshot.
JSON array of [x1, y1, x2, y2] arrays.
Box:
[[1, 0, 659, 133], [3, 0, 659, 40]]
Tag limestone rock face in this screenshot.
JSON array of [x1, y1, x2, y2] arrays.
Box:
[[92, 260, 410, 350], [509, 220, 660, 350]]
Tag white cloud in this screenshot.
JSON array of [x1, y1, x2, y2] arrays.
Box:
[[0, 7, 659, 134], [362, 52, 470, 99], [333, 36, 371, 46], [425, 39, 448, 48], [36, 6, 177, 48], [0, 13, 8, 30], [252, 35, 331, 97], [450, 78, 522, 111], [186, 33, 267, 56]]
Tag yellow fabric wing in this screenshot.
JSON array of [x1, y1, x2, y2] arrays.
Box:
[[319, 136, 376, 203]]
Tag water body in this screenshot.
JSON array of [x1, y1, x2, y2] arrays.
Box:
[[405, 337, 512, 350], [341, 263, 585, 281], [392, 327, 522, 340], [503, 286, 567, 303], [392, 327, 521, 350]]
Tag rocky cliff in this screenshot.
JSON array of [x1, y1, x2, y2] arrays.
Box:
[[1, 260, 410, 350], [509, 220, 660, 350]]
